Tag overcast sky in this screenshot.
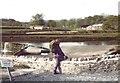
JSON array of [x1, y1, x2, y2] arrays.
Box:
[[0, 0, 119, 22]]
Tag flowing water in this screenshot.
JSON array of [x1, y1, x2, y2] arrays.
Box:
[[0, 40, 118, 57]]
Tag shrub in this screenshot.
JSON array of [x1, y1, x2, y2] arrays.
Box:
[[14, 64, 30, 69]]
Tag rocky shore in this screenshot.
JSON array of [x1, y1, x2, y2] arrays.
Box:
[[1, 54, 120, 82], [1, 45, 120, 82]]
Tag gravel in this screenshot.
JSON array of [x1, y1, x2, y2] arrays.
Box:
[[3, 69, 118, 82]]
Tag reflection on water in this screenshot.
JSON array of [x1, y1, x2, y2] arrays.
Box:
[[1, 40, 118, 56], [30, 41, 117, 48], [25, 40, 117, 48]]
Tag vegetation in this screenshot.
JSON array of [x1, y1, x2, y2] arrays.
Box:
[[44, 15, 118, 30], [103, 15, 118, 30], [2, 32, 118, 38], [29, 13, 45, 26], [1, 14, 118, 31], [1, 19, 22, 26], [1, 14, 119, 42], [46, 20, 57, 28], [1, 28, 30, 33], [14, 64, 30, 69]]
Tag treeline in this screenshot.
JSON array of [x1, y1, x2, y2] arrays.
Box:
[[1, 19, 22, 26], [29, 14, 118, 30], [1, 14, 119, 30]]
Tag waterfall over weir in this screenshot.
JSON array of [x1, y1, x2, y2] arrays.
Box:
[[2, 42, 12, 56], [1, 42, 26, 56]]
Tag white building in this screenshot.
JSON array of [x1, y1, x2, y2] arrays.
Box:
[[86, 24, 103, 30], [29, 26, 49, 30]]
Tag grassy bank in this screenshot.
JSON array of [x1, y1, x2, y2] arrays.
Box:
[[1, 28, 119, 42], [2, 33, 118, 42], [2, 33, 118, 38]]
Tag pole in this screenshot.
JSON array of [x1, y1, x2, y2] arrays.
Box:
[[7, 67, 13, 81]]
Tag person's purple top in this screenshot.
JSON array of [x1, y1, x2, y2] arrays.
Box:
[[54, 43, 65, 58]]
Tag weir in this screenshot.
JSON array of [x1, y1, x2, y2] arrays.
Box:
[[2, 42, 10, 55]]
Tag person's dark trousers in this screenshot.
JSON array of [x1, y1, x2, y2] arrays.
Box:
[[54, 58, 62, 74]]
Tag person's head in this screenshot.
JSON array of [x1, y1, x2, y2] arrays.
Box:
[[55, 39, 60, 43]]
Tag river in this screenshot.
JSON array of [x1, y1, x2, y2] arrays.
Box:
[[20, 40, 117, 48], [1, 40, 118, 57]]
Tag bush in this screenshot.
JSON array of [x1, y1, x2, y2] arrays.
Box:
[[14, 64, 30, 69]]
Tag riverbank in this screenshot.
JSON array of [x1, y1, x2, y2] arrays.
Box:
[[1, 52, 119, 82], [2, 36, 118, 42], [1, 45, 119, 82], [1, 41, 119, 82], [2, 30, 118, 42]]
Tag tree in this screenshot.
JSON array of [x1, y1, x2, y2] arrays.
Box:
[[29, 13, 45, 26], [84, 16, 94, 25], [61, 19, 68, 27], [68, 19, 77, 28], [76, 18, 85, 27], [118, 15, 120, 30], [2, 19, 22, 26], [47, 20, 57, 27], [103, 15, 118, 30]]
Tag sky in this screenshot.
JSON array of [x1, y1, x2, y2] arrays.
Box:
[[0, 0, 119, 22]]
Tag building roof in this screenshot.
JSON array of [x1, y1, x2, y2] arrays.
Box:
[[80, 25, 89, 28], [92, 24, 103, 27]]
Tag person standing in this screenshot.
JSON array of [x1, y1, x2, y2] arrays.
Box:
[[49, 39, 68, 74]]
